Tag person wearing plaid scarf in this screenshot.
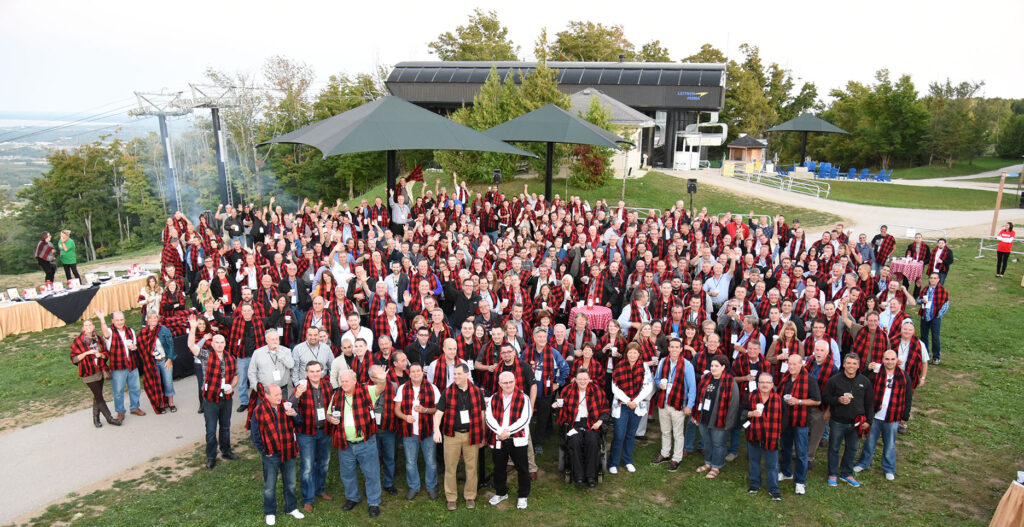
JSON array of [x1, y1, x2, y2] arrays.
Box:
[[250, 384, 303, 525], [776, 354, 821, 495], [651, 338, 697, 472], [823, 353, 874, 488], [609, 343, 654, 474], [433, 363, 486, 511], [287, 361, 333, 513], [853, 349, 907, 482], [694, 354, 740, 480], [325, 370, 383, 518], [805, 341, 839, 468], [743, 372, 784, 500], [394, 363, 441, 501]]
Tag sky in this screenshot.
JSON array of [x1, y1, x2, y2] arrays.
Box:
[[1, 0, 1021, 116]]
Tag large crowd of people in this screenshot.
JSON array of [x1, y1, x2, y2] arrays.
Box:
[[69, 176, 953, 523]]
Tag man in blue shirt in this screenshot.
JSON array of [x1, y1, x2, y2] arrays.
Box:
[[651, 338, 697, 472], [917, 273, 949, 365]]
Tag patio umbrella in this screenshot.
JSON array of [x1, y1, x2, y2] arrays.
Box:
[[766, 113, 849, 163], [258, 96, 535, 195], [484, 104, 626, 201]]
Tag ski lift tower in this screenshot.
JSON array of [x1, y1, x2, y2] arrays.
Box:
[[186, 84, 238, 206], [128, 90, 192, 213]]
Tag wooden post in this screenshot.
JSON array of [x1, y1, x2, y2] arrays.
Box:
[[990, 172, 1006, 236]]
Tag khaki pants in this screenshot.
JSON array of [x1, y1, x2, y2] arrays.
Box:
[[807, 407, 827, 462], [443, 431, 479, 502], [526, 434, 538, 473], [659, 405, 688, 462]]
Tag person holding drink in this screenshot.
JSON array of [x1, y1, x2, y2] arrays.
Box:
[[70, 317, 121, 427]]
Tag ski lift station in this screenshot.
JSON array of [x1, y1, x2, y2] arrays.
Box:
[[385, 60, 727, 174]]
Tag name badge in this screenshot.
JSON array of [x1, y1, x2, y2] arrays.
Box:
[[459, 409, 470, 424], [272, 370, 282, 382], [316, 407, 326, 421], [291, 295, 298, 304], [277, 327, 284, 337], [512, 436, 528, 447], [702, 399, 711, 411]]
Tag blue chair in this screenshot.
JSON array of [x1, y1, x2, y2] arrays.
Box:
[[884, 169, 894, 182], [805, 161, 817, 173], [847, 168, 857, 180], [830, 167, 840, 179], [858, 168, 869, 181], [867, 170, 877, 181]]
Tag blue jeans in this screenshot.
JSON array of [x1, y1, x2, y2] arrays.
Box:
[[110, 368, 141, 413], [857, 419, 898, 474], [937, 271, 947, 285], [402, 435, 438, 492], [297, 430, 332, 503], [236, 357, 251, 405], [698, 424, 729, 469], [338, 440, 382, 506], [376, 430, 398, 488], [202, 398, 232, 459], [684, 418, 704, 452], [156, 360, 175, 398], [261, 454, 297, 515], [920, 317, 942, 361], [780, 425, 809, 484], [828, 421, 860, 477], [728, 425, 743, 455], [609, 408, 643, 467], [747, 442, 780, 492]]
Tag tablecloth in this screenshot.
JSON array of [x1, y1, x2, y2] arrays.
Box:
[[569, 305, 614, 332], [890, 259, 924, 283], [990, 481, 1024, 527], [0, 275, 149, 340]]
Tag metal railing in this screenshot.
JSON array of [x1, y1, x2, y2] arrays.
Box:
[[975, 236, 1024, 258], [733, 164, 831, 199], [883, 225, 948, 243]]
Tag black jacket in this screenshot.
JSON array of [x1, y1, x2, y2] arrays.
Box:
[[823, 372, 874, 424]]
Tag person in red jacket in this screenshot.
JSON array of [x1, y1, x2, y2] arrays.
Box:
[[996, 222, 1016, 278]]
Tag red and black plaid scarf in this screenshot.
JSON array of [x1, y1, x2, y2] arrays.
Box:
[[732, 354, 769, 396], [746, 391, 783, 450], [71, 332, 107, 377], [777, 369, 812, 427], [524, 345, 557, 397], [871, 369, 908, 422], [850, 326, 887, 370], [890, 335, 925, 387], [397, 380, 438, 439], [203, 351, 237, 403], [301, 309, 334, 342], [252, 398, 298, 461], [227, 315, 266, 359], [294, 378, 333, 436], [376, 380, 400, 432], [328, 384, 377, 449], [487, 390, 528, 447], [136, 326, 170, 410], [612, 360, 646, 399], [439, 383, 486, 445], [492, 359, 528, 394], [805, 354, 836, 410], [557, 383, 608, 428], [654, 356, 691, 410], [919, 284, 949, 318], [349, 354, 370, 384], [695, 371, 735, 428], [106, 327, 137, 371], [372, 314, 407, 351], [650, 295, 678, 323], [875, 235, 895, 264]]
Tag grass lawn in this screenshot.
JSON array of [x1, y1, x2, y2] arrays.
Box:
[[890, 157, 1018, 180], [22, 239, 1024, 526], [825, 180, 1015, 210]]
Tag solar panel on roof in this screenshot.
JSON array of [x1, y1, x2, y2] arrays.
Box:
[[579, 69, 602, 84], [451, 68, 474, 82], [398, 68, 420, 82], [700, 70, 722, 86], [618, 69, 641, 85], [559, 69, 583, 84], [680, 71, 701, 85], [658, 70, 681, 86], [638, 69, 661, 85], [415, 68, 439, 82], [599, 69, 622, 84], [432, 68, 455, 83], [468, 69, 491, 83]]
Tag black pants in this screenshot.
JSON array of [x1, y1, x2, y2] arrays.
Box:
[[997, 251, 1010, 275], [203, 398, 233, 460], [902, 383, 914, 422], [37, 259, 56, 283], [492, 442, 530, 498], [63, 264, 81, 281], [85, 378, 105, 404], [532, 395, 554, 447], [566, 428, 602, 482]]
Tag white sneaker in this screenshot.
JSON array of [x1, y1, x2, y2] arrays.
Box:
[[517, 498, 528, 509], [778, 473, 793, 481], [853, 466, 864, 473], [287, 509, 305, 519], [489, 494, 508, 506], [609, 466, 618, 474], [265, 515, 276, 526], [885, 473, 895, 481], [795, 483, 806, 495], [625, 464, 636, 473]]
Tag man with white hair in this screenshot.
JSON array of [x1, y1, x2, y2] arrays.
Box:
[[249, 329, 295, 397], [486, 371, 533, 509], [326, 369, 383, 518]]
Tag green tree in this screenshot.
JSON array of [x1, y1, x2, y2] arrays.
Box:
[[637, 40, 672, 62], [996, 114, 1024, 158], [569, 96, 617, 189], [428, 8, 519, 61], [857, 70, 929, 169], [925, 79, 990, 167], [680, 43, 726, 63], [551, 21, 634, 62]]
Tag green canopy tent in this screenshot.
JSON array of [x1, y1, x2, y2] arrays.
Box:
[[766, 113, 849, 163], [483, 104, 627, 201], [258, 96, 535, 196]]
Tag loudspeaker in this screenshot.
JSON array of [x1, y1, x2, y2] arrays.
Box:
[[687, 178, 698, 194], [492, 168, 503, 185]]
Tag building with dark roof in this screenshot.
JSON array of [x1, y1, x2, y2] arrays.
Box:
[[385, 60, 726, 169]]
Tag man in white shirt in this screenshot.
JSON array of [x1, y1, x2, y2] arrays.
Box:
[[291, 330, 334, 386], [341, 312, 374, 349], [393, 363, 441, 501], [485, 372, 533, 510]]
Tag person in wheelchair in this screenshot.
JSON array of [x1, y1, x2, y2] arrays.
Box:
[[555, 368, 610, 487]]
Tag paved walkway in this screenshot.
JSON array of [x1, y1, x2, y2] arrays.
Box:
[[892, 163, 1023, 192], [0, 375, 242, 525], [661, 168, 1024, 239]]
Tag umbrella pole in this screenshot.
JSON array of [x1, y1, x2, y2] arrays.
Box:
[[800, 132, 808, 164], [386, 150, 397, 198], [545, 142, 554, 202]]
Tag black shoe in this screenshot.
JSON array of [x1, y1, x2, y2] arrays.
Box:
[[197, 407, 204, 414], [427, 487, 439, 500], [770, 491, 782, 501], [205, 458, 217, 470], [368, 506, 380, 518], [574, 478, 584, 486], [236, 404, 248, 413], [342, 500, 358, 511], [406, 489, 418, 500], [587, 478, 597, 488], [748, 486, 759, 494], [383, 486, 398, 496], [222, 451, 240, 460], [667, 461, 680, 472]]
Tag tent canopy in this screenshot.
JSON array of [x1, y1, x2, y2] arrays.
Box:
[[766, 113, 848, 134], [484, 104, 625, 149]]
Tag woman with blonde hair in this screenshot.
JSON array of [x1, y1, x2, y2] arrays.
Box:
[[138, 275, 163, 319], [766, 320, 803, 378], [191, 279, 213, 310]]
